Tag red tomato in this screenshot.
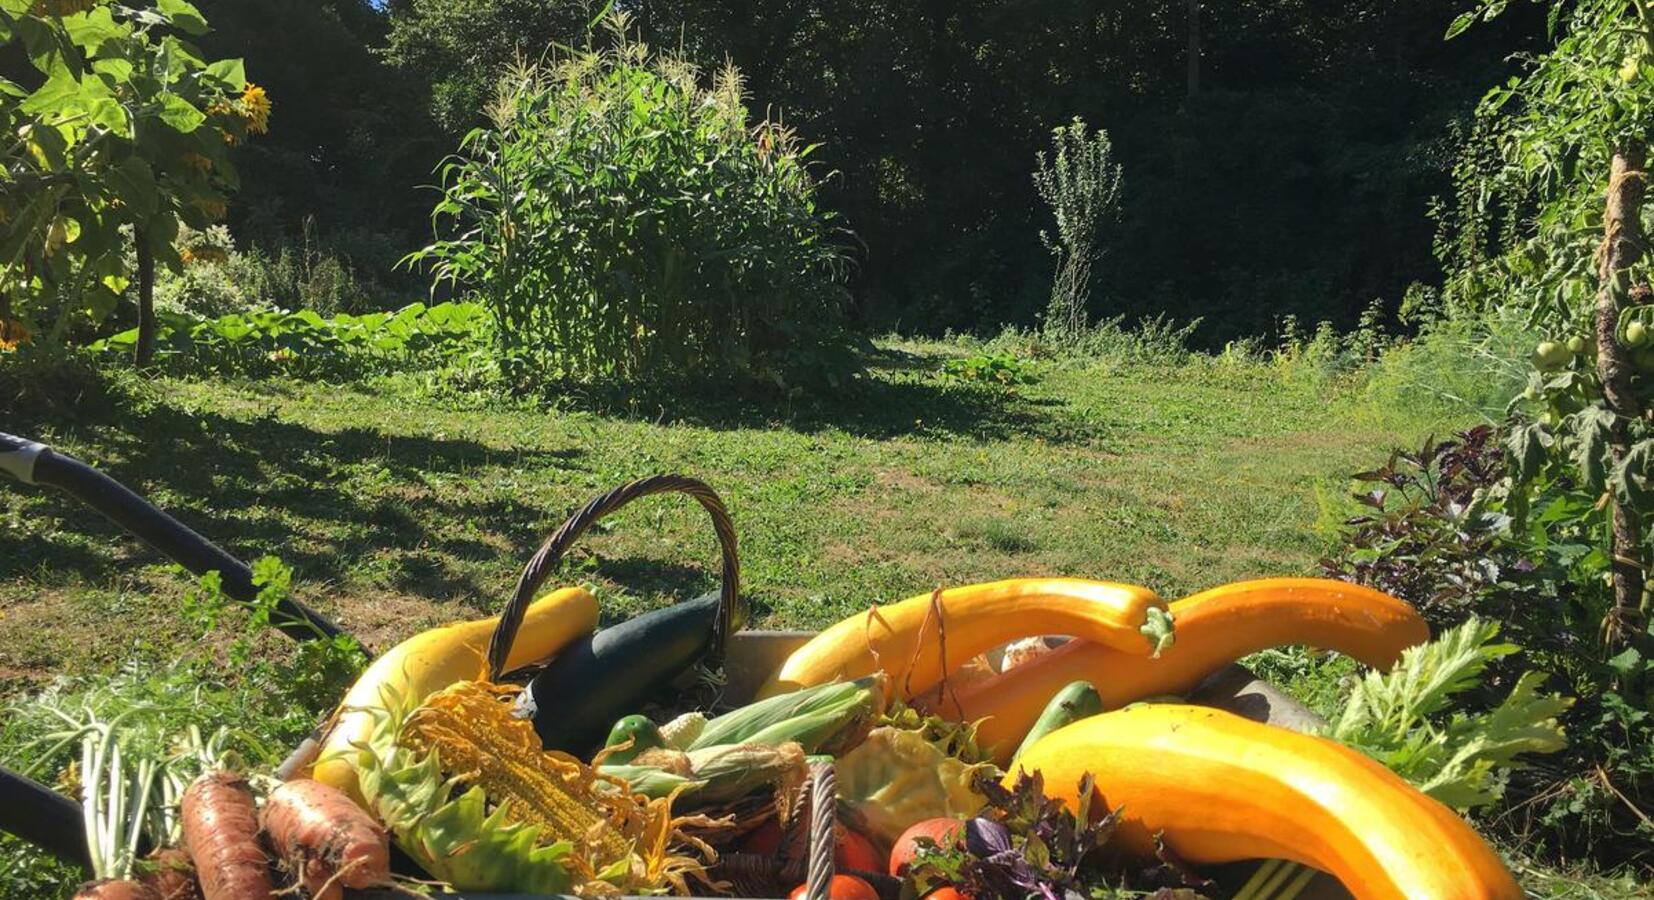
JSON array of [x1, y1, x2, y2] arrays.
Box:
[[834, 826, 882, 873], [741, 818, 783, 855], [788, 875, 880, 899], [888, 817, 965, 877], [747, 821, 882, 874], [924, 888, 971, 900]]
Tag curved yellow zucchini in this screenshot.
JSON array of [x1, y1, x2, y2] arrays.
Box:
[[1015, 704, 1522, 900], [311, 585, 599, 805], [956, 578, 1428, 763], [757, 578, 1166, 700]]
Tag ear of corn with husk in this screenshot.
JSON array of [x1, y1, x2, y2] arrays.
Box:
[[658, 712, 707, 750], [347, 681, 717, 896], [687, 674, 887, 754], [605, 742, 809, 805]]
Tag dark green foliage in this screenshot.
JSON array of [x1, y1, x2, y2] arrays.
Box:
[[630, 0, 1544, 340], [407, 19, 851, 385], [382, 0, 592, 134], [171, 0, 1551, 343], [191, 0, 441, 306]]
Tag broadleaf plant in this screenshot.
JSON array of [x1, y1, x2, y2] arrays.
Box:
[[0, 0, 265, 361], [1329, 617, 1572, 810]]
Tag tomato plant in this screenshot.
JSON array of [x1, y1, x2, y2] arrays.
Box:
[[0, 0, 264, 361]]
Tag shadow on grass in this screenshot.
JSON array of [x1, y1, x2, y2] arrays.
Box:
[[542, 352, 1099, 445], [0, 345, 1109, 602], [2, 390, 587, 599]]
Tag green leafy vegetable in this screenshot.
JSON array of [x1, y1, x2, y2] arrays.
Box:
[[1328, 617, 1572, 810]]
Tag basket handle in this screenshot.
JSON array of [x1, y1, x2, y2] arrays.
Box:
[[485, 474, 741, 682], [805, 762, 838, 900]]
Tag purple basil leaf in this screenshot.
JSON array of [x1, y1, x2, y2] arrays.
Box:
[[965, 817, 1013, 857]]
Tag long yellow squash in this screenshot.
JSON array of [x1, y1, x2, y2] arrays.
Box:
[[1015, 704, 1522, 900], [757, 578, 1166, 700], [955, 578, 1428, 763], [311, 586, 599, 804]]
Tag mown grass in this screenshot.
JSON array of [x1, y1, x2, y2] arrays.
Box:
[[1, 341, 1461, 687], [4, 332, 1643, 897]]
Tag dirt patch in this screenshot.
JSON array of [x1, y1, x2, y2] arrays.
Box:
[[325, 590, 461, 654], [874, 467, 940, 493]]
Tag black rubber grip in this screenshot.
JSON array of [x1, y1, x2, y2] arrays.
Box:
[[0, 431, 345, 641], [0, 765, 91, 871]]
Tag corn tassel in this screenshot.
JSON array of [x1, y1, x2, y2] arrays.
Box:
[[350, 681, 715, 896]]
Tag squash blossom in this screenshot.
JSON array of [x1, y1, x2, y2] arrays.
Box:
[[349, 681, 717, 896]]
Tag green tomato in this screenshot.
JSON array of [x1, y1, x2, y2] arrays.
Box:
[[1522, 385, 1541, 401], [1627, 321, 1649, 348], [1539, 410, 1558, 428], [1621, 55, 1643, 83], [1533, 340, 1572, 370], [1567, 335, 1588, 355]]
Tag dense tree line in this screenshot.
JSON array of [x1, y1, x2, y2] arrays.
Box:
[[197, 0, 1543, 342]]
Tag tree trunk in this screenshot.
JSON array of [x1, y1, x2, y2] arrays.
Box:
[[134, 230, 156, 367], [1594, 146, 1648, 650], [1186, 0, 1201, 97]]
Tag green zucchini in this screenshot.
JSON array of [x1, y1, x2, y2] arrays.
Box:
[[522, 590, 743, 753], [1011, 680, 1104, 763]]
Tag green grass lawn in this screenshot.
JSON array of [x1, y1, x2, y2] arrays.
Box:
[[0, 342, 1457, 690]]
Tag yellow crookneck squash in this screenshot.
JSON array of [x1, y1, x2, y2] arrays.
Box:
[[1015, 704, 1522, 900], [310, 586, 600, 804], [955, 578, 1429, 763], [758, 577, 1168, 701]]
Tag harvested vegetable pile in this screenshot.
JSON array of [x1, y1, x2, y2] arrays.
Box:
[[34, 570, 1547, 900]]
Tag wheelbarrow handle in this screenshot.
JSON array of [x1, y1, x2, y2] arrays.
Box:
[[0, 764, 91, 871], [0, 431, 346, 642]]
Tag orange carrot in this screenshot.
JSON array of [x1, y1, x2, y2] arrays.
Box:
[[72, 880, 161, 900], [260, 778, 390, 900], [137, 848, 200, 900], [181, 772, 275, 900]]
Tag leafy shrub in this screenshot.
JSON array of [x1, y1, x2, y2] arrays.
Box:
[[1325, 426, 1654, 870], [1321, 427, 1509, 626], [0, 0, 266, 360], [87, 301, 490, 379], [151, 225, 255, 318], [408, 14, 852, 387], [940, 353, 1036, 386]]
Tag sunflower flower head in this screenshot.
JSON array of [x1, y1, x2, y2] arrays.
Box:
[[239, 84, 271, 134]]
